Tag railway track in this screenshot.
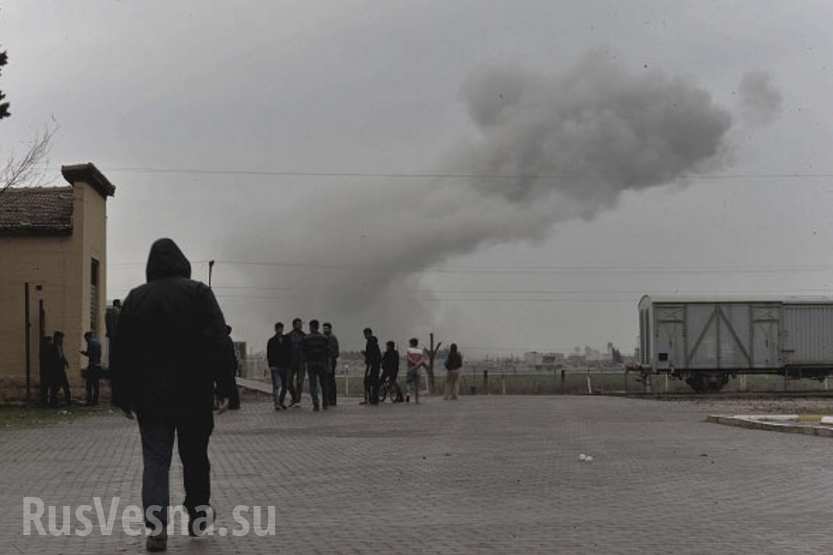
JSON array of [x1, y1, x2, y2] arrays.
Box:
[[616, 390, 833, 401]]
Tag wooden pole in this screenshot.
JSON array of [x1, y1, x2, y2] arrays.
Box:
[[24, 282, 31, 404]]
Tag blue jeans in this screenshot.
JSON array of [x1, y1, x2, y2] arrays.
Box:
[[270, 367, 290, 407], [307, 362, 328, 409]]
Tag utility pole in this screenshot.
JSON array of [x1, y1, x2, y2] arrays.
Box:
[[24, 282, 31, 404]]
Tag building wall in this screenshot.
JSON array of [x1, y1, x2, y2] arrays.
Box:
[[0, 181, 107, 398], [77, 180, 108, 355]]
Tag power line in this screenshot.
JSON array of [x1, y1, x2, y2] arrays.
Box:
[[209, 293, 636, 302], [103, 166, 833, 181], [108, 281, 833, 296], [109, 258, 833, 275]]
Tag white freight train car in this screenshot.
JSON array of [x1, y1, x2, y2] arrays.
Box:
[[638, 295, 833, 392]]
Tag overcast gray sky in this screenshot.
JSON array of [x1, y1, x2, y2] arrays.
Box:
[[3, 1, 833, 356]]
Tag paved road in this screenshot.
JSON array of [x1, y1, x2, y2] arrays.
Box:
[[1, 396, 832, 554]]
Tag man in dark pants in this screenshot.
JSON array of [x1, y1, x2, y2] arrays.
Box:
[[363, 327, 382, 405], [287, 318, 306, 406], [302, 320, 330, 411], [111, 238, 233, 552], [49, 331, 71, 407], [223, 325, 241, 410], [39, 336, 53, 406], [105, 299, 121, 370], [322, 322, 339, 406], [381, 340, 403, 402], [267, 322, 294, 410], [81, 331, 102, 406]]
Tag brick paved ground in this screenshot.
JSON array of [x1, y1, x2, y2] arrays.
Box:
[[1, 395, 832, 554]]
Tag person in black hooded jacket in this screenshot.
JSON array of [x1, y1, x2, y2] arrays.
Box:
[[111, 238, 233, 551], [363, 327, 382, 405], [223, 325, 242, 410]]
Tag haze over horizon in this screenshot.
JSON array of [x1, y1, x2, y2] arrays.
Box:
[[3, 1, 833, 356]]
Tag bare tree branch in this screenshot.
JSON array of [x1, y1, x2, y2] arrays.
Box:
[[0, 123, 58, 195]]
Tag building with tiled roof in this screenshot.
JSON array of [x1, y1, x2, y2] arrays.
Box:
[[0, 163, 115, 401]]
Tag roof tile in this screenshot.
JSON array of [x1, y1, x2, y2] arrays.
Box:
[[0, 187, 74, 236]]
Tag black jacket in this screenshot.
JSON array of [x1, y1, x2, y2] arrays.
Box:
[[382, 349, 400, 376], [445, 351, 463, 371], [365, 336, 382, 366], [111, 238, 233, 423], [267, 334, 292, 368], [105, 305, 121, 339], [287, 329, 306, 369], [302, 331, 330, 365], [326, 333, 340, 360]]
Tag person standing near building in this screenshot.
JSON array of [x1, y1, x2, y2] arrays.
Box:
[[381, 340, 403, 402], [443, 343, 463, 400], [302, 320, 330, 411], [111, 238, 234, 552], [363, 328, 382, 405], [287, 318, 306, 407], [50, 331, 71, 407], [105, 299, 122, 369], [39, 336, 53, 406], [267, 322, 293, 410], [406, 338, 427, 404], [223, 325, 241, 410], [322, 322, 339, 407], [81, 331, 102, 406]]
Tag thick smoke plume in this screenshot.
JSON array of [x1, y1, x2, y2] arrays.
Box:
[[224, 52, 736, 346], [738, 70, 782, 126]]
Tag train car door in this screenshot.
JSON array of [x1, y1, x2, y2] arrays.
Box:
[[654, 305, 685, 370], [751, 305, 780, 368]]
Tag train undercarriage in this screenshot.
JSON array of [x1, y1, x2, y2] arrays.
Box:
[[662, 367, 833, 393]]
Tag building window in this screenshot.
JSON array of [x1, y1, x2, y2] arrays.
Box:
[[90, 258, 99, 333]]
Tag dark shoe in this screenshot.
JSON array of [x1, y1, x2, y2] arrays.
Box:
[[187, 506, 215, 537], [313, 405, 320, 412], [405, 395, 410, 403], [280, 404, 288, 410], [146, 528, 167, 552]]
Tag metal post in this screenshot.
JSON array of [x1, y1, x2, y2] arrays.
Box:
[[24, 282, 31, 404], [483, 370, 488, 395], [501, 373, 506, 395], [208, 260, 215, 288], [560, 369, 566, 394]]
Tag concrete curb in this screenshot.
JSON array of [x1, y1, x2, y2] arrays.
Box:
[[236, 377, 272, 394], [707, 414, 833, 438]]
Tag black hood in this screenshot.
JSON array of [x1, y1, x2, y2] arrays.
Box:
[[146, 238, 192, 282]]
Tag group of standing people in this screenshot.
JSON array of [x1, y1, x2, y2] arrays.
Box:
[[268, 324, 465, 409], [372, 334, 465, 404], [38, 328, 106, 408], [267, 319, 340, 411]]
